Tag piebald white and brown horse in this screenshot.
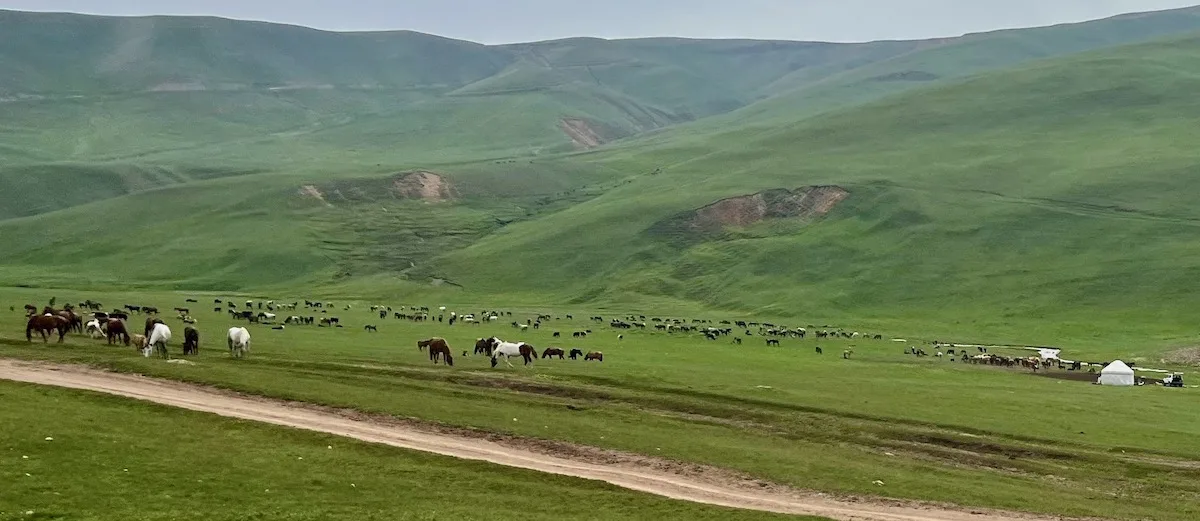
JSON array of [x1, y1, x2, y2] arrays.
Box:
[[485, 337, 536, 368]]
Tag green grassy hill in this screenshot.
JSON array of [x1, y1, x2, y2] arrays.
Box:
[[6, 8, 1200, 344], [5, 7, 1200, 218], [421, 33, 1200, 343]]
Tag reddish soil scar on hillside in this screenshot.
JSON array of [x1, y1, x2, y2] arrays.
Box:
[[560, 118, 605, 149], [390, 171, 457, 202], [689, 186, 849, 232], [0, 359, 1084, 521]]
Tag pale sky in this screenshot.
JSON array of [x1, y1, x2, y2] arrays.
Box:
[[1, 0, 1197, 44]]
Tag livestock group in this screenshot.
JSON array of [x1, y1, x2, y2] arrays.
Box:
[[16, 296, 906, 369], [15, 298, 620, 368], [11, 296, 1188, 390], [20, 300, 253, 360]]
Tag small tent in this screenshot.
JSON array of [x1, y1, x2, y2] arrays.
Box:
[[1098, 360, 1136, 387]]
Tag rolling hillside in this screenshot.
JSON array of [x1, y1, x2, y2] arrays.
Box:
[[422, 34, 1200, 342], [4, 8, 1200, 343], [6, 7, 1200, 219]]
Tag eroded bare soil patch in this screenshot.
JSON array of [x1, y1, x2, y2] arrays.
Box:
[[560, 118, 606, 149], [390, 171, 457, 202]]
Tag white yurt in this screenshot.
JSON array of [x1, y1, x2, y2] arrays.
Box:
[[1098, 360, 1136, 387]]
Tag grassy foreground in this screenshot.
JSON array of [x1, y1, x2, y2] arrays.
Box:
[[2, 287, 1198, 521], [0, 380, 806, 521]]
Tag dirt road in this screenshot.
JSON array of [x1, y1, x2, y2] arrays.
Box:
[[0, 360, 1064, 521]]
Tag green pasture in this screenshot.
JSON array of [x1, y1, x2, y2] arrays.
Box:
[[2, 287, 1198, 520], [0, 380, 804, 521]]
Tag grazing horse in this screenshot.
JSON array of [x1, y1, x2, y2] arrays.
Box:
[[26, 314, 68, 343], [183, 326, 200, 356], [23, 304, 37, 317], [488, 338, 536, 368], [420, 338, 454, 366], [144, 316, 165, 338], [474, 338, 494, 356], [364, 325, 378, 332], [584, 351, 604, 362], [148, 323, 172, 359], [541, 348, 565, 359], [569, 349, 584, 360], [84, 319, 105, 339], [227, 327, 251, 359], [107, 319, 131, 346], [57, 309, 83, 334]]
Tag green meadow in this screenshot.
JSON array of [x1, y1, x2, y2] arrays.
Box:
[[0, 380, 807, 521], [2, 287, 1198, 520]]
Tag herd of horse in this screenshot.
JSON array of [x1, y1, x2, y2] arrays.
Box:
[[19, 296, 892, 372], [22, 303, 250, 359], [418, 336, 603, 368], [19, 299, 608, 369], [19, 297, 1093, 383]]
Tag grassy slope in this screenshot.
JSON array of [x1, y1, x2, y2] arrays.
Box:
[[428, 34, 1200, 345], [1, 287, 1198, 520], [0, 380, 801, 521], [8, 7, 1200, 219], [0, 155, 634, 290], [740, 5, 1200, 124], [611, 6, 1200, 155], [0, 13, 911, 221]]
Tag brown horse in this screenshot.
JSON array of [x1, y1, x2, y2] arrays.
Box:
[[106, 319, 131, 346], [420, 338, 454, 366], [183, 326, 200, 356], [474, 337, 494, 356], [585, 351, 604, 362], [26, 314, 68, 343], [541, 348, 565, 359], [56, 309, 83, 334], [144, 316, 165, 338]]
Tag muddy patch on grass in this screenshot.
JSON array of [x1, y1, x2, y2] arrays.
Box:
[[893, 433, 1077, 461], [297, 185, 332, 206], [322, 361, 614, 401], [1162, 347, 1200, 366], [450, 374, 615, 401]]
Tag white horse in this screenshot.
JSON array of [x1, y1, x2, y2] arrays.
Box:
[[227, 327, 251, 359], [148, 323, 172, 359], [84, 319, 104, 339], [488, 337, 536, 368]]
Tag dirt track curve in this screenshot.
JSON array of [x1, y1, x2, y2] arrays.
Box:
[[0, 360, 1073, 521]]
